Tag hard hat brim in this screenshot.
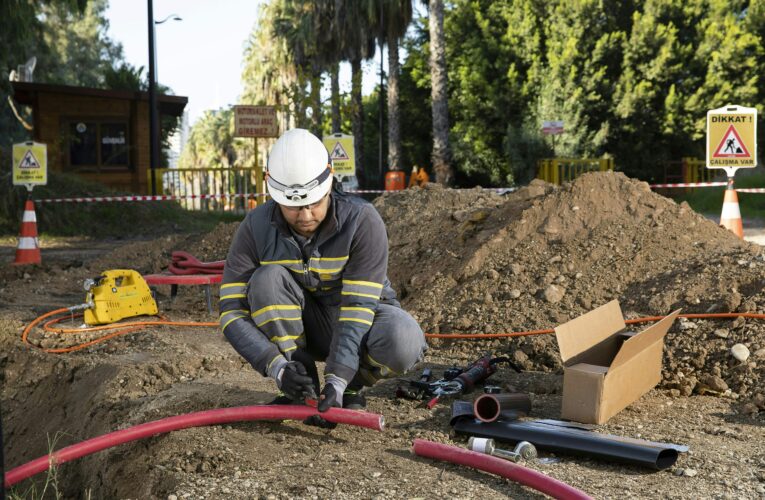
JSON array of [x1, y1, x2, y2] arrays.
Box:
[[268, 175, 333, 207]]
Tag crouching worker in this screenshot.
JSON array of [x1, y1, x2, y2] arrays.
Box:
[[219, 128, 427, 418]]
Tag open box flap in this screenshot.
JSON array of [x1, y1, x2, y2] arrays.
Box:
[[610, 309, 681, 370], [555, 300, 626, 364]]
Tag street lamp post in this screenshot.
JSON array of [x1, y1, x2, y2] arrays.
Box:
[[147, 0, 181, 195]]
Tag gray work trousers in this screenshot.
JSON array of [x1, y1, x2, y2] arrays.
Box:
[[247, 265, 427, 386]]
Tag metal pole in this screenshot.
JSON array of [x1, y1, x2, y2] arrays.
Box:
[[254, 137, 263, 208], [378, 0, 384, 188], [147, 0, 159, 196]]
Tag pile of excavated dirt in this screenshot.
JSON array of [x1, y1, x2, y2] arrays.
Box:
[[1, 171, 764, 498]]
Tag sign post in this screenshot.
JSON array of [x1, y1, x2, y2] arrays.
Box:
[[706, 104, 757, 177], [13, 141, 48, 192], [707, 104, 758, 239], [234, 106, 278, 208], [322, 133, 356, 179], [541, 120, 565, 152]]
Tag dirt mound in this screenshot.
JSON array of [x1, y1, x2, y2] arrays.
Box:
[[375, 172, 764, 401]]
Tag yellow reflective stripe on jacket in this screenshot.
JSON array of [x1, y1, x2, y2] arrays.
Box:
[[342, 279, 383, 288], [269, 333, 303, 342], [341, 291, 380, 299], [257, 316, 302, 327], [339, 317, 373, 326], [366, 352, 398, 376], [252, 304, 301, 318]]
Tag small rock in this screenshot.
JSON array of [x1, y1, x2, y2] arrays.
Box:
[[370, 471, 382, 479], [683, 468, 698, 477], [742, 403, 760, 415], [699, 375, 728, 392], [713, 329, 729, 339], [168, 495, 178, 500], [510, 263, 522, 275], [674, 468, 684, 476], [543, 285, 565, 304], [549, 255, 562, 264], [756, 484, 765, 494], [487, 269, 500, 280], [752, 393, 765, 409], [754, 348, 765, 358], [678, 319, 698, 331], [509, 289, 521, 299], [731, 344, 750, 362]]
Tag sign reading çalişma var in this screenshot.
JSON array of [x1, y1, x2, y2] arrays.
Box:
[[12, 141, 47, 186], [234, 105, 278, 138], [707, 105, 757, 168], [322, 133, 355, 176]]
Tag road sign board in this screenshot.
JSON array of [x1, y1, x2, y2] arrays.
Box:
[[234, 106, 278, 138], [13, 142, 47, 187], [542, 120, 564, 135], [707, 105, 757, 169], [323, 133, 355, 176]]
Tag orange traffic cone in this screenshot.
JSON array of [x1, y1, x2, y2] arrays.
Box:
[[720, 187, 744, 239], [13, 199, 41, 265]]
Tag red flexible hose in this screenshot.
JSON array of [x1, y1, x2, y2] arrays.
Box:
[[5, 405, 384, 488], [412, 439, 591, 500]]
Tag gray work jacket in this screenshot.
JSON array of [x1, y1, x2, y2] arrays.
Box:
[[219, 188, 396, 382]]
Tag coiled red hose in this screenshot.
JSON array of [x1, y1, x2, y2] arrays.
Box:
[[5, 405, 384, 488], [412, 439, 591, 500]]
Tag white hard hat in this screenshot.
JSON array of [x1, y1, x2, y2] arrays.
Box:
[[267, 128, 332, 206]]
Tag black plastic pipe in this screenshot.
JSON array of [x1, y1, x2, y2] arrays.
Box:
[[453, 418, 681, 470]]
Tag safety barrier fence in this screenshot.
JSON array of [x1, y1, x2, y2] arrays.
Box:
[[537, 157, 715, 189], [536, 158, 614, 185]]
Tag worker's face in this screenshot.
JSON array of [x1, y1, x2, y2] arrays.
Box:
[[279, 191, 331, 238]]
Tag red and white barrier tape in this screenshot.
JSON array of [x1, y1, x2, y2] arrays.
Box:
[[648, 181, 727, 188], [733, 188, 765, 193], [33, 187, 515, 204]]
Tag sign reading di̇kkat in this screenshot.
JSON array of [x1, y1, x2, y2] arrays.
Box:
[[234, 105, 278, 138], [13, 141, 47, 187], [707, 105, 757, 169]]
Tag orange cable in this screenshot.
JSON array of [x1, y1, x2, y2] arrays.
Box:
[[22, 310, 765, 353]]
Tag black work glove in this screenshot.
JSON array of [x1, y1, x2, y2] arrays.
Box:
[[304, 385, 340, 429], [317, 384, 342, 412], [279, 361, 315, 401]]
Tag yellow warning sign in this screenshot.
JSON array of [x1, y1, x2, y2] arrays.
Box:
[[707, 105, 757, 169], [322, 133, 355, 176], [13, 142, 48, 186]]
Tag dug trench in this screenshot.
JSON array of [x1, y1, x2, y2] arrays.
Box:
[[0, 171, 764, 498]]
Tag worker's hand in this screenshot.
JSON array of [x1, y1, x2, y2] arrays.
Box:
[[317, 384, 342, 412], [278, 361, 315, 401]]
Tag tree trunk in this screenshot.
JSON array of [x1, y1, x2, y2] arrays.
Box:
[[310, 68, 322, 137], [330, 62, 341, 133], [351, 57, 365, 186], [428, 0, 453, 186], [387, 33, 401, 172]]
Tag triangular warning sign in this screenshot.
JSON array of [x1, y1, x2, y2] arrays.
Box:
[[330, 142, 349, 161], [19, 150, 41, 169], [713, 125, 751, 158]]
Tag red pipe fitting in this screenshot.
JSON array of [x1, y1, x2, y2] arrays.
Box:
[[412, 439, 591, 500], [5, 405, 384, 488]]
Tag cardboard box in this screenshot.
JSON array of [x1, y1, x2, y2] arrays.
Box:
[[554, 300, 680, 424]]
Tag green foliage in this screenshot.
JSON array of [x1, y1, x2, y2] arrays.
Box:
[[179, 108, 254, 170], [390, 0, 765, 186]]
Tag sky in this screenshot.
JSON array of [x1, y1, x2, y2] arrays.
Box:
[[104, 0, 384, 127]]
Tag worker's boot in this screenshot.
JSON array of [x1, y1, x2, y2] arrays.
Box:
[[342, 377, 367, 410]]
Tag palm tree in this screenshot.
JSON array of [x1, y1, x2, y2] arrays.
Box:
[[380, 0, 413, 172], [427, 0, 453, 185], [334, 0, 377, 185]]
